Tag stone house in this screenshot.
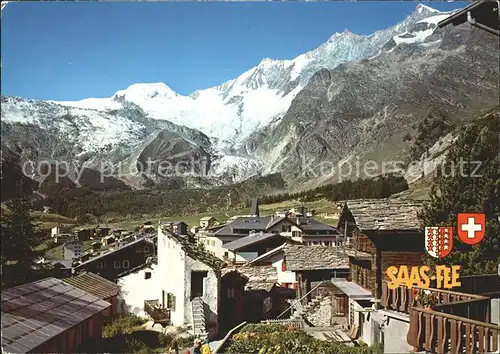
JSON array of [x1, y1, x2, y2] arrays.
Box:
[[62, 240, 84, 260], [204, 213, 340, 259], [157, 225, 246, 338], [283, 244, 350, 305], [200, 216, 218, 229], [248, 244, 298, 289]]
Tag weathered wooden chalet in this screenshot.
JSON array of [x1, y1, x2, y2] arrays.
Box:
[[338, 199, 425, 299], [283, 244, 350, 305], [74, 236, 155, 280], [233, 265, 295, 323], [1, 277, 110, 353], [63, 272, 119, 317]]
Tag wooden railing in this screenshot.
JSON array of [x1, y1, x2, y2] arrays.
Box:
[[380, 281, 500, 354], [261, 318, 304, 329], [407, 308, 499, 354], [381, 282, 483, 314], [213, 321, 247, 354], [144, 299, 170, 326]]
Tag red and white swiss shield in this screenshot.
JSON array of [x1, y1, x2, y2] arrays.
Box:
[[425, 226, 453, 259]]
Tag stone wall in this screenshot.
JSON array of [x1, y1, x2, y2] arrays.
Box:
[[305, 297, 333, 327]]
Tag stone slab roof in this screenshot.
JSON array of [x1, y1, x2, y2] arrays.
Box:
[[224, 265, 278, 291], [344, 199, 425, 231], [284, 244, 349, 271], [162, 227, 226, 271]]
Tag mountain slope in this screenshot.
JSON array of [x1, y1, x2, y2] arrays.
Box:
[[243, 15, 499, 189], [2, 4, 497, 193]]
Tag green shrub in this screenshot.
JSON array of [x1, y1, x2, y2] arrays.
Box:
[[103, 315, 147, 338]]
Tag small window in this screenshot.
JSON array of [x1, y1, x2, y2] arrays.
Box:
[[114, 260, 121, 269], [122, 260, 130, 269], [227, 288, 235, 298], [224, 252, 229, 258], [145, 271, 152, 279], [167, 293, 176, 311], [97, 261, 106, 269]]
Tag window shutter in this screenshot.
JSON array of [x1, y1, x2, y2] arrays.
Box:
[[281, 261, 286, 272]]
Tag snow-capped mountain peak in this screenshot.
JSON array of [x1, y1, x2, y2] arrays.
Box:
[[113, 82, 179, 100], [415, 3, 440, 14], [46, 2, 456, 152]]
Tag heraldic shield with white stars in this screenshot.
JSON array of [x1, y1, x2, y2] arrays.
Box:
[[425, 226, 453, 259]]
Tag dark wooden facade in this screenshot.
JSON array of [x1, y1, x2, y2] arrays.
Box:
[[296, 269, 350, 304], [75, 240, 154, 280], [32, 312, 105, 353], [219, 271, 247, 334], [349, 228, 424, 298], [243, 286, 295, 323]]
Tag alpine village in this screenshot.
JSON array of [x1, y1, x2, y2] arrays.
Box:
[[1, 2, 500, 354]]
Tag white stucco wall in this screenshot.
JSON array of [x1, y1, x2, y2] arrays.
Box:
[[252, 251, 296, 285], [63, 241, 83, 260], [272, 257, 296, 285], [349, 299, 380, 346], [158, 226, 220, 333], [117, 263, 161, 318], [158, 227, 187, 327], [205, 235, 239, 259], [379, 310, 413, 354]]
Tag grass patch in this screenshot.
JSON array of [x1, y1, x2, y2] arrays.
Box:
[[38, 239, 94, 260], [99, 198, 341, 231], [103, 315, 148, 338], [79, 316, 195, 353]]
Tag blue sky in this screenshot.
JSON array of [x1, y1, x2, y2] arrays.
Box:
[[2, 1, 466, 101]]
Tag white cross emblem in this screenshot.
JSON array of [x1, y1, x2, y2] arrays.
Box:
[[461, 217, 482, 239]]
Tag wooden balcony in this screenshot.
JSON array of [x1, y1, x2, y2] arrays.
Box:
[[144, 299, 170, 327], [407, 307, 499, 353], [380, 282, 483, 314], [380, 282, 500, 353]]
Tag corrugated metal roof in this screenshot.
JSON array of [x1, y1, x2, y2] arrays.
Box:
[[1, 277, 110, 353], [63, 272, 118, 300]]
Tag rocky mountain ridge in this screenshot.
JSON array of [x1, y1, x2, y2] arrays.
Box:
[[2, 4, 498, 192]]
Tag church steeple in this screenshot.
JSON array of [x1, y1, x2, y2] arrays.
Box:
[[250, 198, 260, 217]]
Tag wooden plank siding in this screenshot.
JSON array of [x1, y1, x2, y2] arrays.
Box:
[[31, 312, 104, 353], [349, 228, 425, 298]]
